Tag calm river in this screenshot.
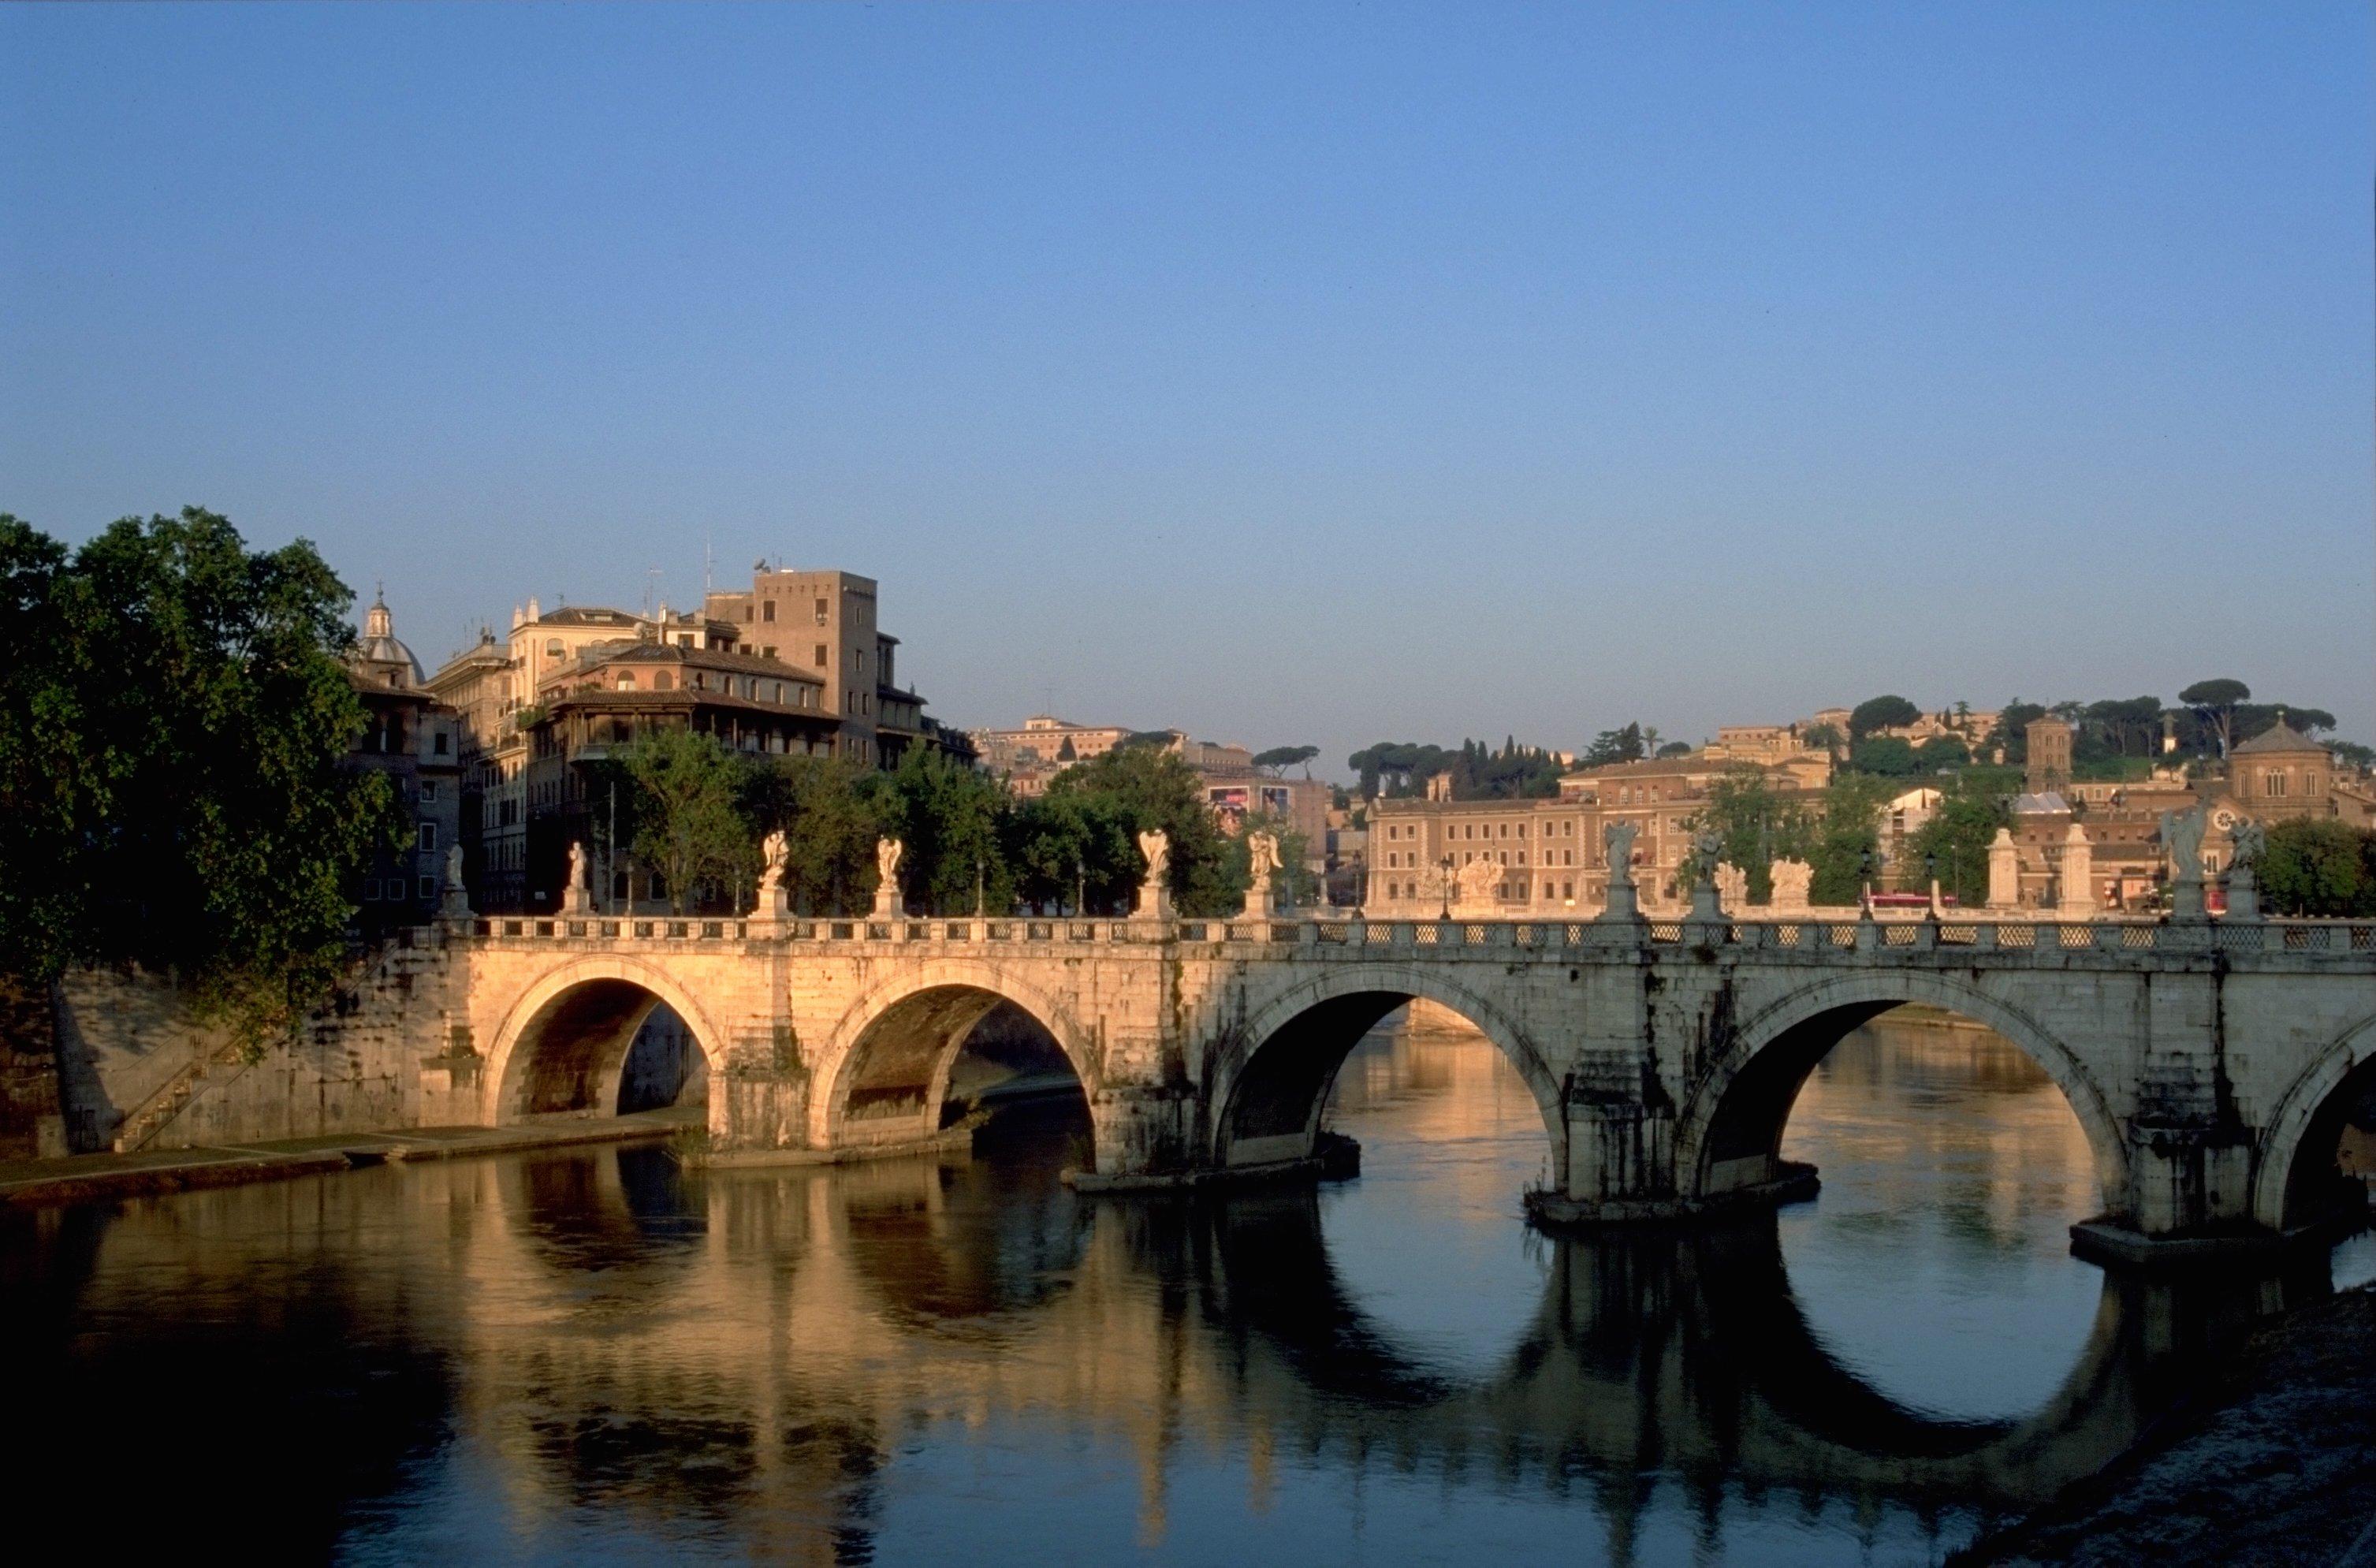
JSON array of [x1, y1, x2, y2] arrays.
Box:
[[8, 1011, 2370, 1566]]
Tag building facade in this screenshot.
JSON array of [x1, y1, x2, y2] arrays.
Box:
[[1364, 750, 1819, 916], [346, 594, 463, 933], [426, 564, 966, 914]]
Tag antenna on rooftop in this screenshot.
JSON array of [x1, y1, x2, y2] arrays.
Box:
[[704, 530, 713, 597], [644, 567, 662, 619]]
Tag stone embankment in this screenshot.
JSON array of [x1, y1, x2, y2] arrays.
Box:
[[1953, 1283, 2376, 1567], [0, 1111, 690, 1209]]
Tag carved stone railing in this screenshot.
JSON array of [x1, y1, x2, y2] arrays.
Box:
[[457, 912, 2376, 964]]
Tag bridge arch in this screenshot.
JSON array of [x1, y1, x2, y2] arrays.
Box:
[[1211, 964, 1565, 1170], [2250, 1010, 2376, 1233], [1675, 971, 2128, 1210], [482, 955, 733, 1128], [810, 959, 1100, 1155]]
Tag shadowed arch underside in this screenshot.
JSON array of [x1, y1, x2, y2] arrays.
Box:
[[1216, 979, 1564, 1171], [2270, 1048, 2376, 1233], [1681, 977, 2128, 1212], [827, 985, 1088, 1153], [502, 978, 670, 1119]]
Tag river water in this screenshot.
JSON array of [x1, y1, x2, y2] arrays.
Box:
[[7, 1011, 2370, 1566]]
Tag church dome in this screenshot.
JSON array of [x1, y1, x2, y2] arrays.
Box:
[[356, 591, 425, 687]]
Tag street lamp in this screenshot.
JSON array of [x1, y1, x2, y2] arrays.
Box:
[[1074, 858, 1086, 918], [975, 857, 986, 918], [1439, 854, 1454, 921]]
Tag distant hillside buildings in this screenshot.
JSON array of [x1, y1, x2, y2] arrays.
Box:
[[971, 715, 1331, 874]]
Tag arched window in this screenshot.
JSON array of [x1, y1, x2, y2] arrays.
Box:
[[653, 671, 673, 691], [616, 672, 637, 691]]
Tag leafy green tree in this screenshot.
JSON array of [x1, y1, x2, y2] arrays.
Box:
[[1808, 775, 1892, 906], [1916, 736, 1970, 769], [739, 754, 883, 914], [1687, 769, 1815, 903], [1045, 744, 1240, 915], [1007, 791, 1131, 912], [2259, 821, 2374, 917], [1849, 736, 1920, 777], [1252, 744, 1320, 777], [624, 728, 757, 913], [2082, 696, 2164, 758], [1655, 740, 1694, 759], [2180, 678, 2251, 758], [0, 517, 88, 980], [1906, 775, 2007, 907], [877, 745, 1016, 914], [1347, 737, 1562, 800], [1801, 722, 1845, 762], [1849, 695, 1920, 739], [1581, 724, 1645, 767], [2330, 740, 2375, 770], [0, 509, 404, 1056]]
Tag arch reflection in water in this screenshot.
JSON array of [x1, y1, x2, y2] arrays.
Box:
[[9, 1011, 2349, 1565]]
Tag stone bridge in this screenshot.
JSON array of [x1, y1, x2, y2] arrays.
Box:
[[415, 901, 2376, 1260]]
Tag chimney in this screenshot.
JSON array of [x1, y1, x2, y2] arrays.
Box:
[[527, 596, 542, 624]]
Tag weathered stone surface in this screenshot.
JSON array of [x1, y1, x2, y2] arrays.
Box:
[[33, 911, 2376, 1256]]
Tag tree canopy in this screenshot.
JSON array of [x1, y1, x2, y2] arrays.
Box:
[[2258, 821, 2375, 918], [1581, 724, 1645, 768], [0, 509, 404, 1053], [2180, 678, 2250, 757], [1252, 744, 1320, 777], [1848, 695, 1920, 739]]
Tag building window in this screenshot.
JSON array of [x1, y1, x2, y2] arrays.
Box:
[[362, 879, 380, 902], [434, 731, 449, 755], [417, 876, 435, 901], [676, 635, 692, 648], [546, 639, 562, 658], [418, 824, 438, 851], [762, 600, 776, 622], [421, 782, 438, 803], [815, 643, 828, 667], [815, 598, 829, 624], [616, 672, 637, 691], [654, 671, 672, 691]]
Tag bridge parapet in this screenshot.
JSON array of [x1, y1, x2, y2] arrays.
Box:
[[462, 911, 2376, 971]]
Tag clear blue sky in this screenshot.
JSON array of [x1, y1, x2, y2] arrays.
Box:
[[6, 3, 2369, 769]]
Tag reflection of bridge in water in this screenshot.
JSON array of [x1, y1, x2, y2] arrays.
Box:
[[28, 1137, 2322, 1561]]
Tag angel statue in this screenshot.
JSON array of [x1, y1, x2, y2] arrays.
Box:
[[2159, 806, 2208, 883], [877, 837, 904, 884], [1137, 829, 1171, 885], [1246, 830, 1281, 880], [1603, 820, 1640, 885], [758, 829, 789, 894], [2229, 818, 2267, 870]]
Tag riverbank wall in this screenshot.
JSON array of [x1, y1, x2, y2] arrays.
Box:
[[32, 940, 465, 1156]]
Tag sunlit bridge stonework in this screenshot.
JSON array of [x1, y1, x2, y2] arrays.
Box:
[[370, 903, 2376, 1263]]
